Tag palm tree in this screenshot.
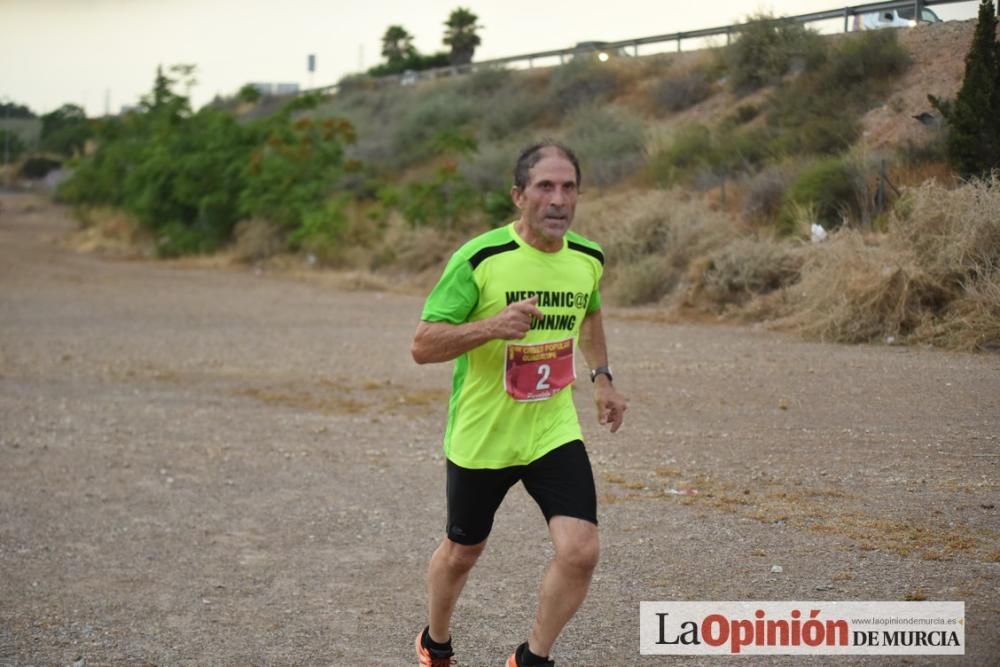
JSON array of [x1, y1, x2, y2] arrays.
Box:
[[443, 8, 481, 66], [382, 25, 417, 65]]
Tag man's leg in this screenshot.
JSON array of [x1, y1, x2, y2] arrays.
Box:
[[424, 460, 518, 648], [426, 537, 486, 643], [527, 516, 599, 657]]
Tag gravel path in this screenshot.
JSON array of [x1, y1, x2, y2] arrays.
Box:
[[1, 193, 997, 666]]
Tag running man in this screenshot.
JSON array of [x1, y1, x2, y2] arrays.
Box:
[[411, 141, 627, 667]]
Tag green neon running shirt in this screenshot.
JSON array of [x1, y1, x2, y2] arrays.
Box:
[[420, 222, 604, 469]]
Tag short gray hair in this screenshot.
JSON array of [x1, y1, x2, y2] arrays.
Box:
[[512, 140, 582, 191]]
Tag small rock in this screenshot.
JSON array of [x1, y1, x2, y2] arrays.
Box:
[[770, 565, 783, 574]]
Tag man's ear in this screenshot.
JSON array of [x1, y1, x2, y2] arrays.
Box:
[[510, 186, 524, 210]]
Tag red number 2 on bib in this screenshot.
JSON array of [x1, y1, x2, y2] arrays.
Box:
[[504, 338, 576, 402]]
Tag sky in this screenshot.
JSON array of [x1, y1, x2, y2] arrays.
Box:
[[0, 0, 981, 117]]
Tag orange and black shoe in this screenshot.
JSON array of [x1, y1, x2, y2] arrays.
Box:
[[506, 642, 555, 667], [415, 628, 454, 667]]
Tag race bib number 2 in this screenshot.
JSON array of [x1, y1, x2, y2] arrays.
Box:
[[504, 338, 576, 402]]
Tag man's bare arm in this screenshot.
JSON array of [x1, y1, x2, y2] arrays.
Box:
[[579, 308, 627, 433], [411, 296, 543, 364]]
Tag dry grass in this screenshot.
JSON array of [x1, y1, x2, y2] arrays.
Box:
[[576, 189, 736, 306], [232, 218, 284, 264], [70, 206, 155, 258], [233, 376, 449, 417], [598, 467, 999, 562], [778, 175, 1000, 350]]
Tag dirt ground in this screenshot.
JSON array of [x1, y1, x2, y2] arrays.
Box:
[[1, 192, 997, 666]]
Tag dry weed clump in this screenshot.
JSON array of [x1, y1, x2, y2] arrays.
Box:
[[71, 206, 154, 258], [576, 190, 735, 305], [780, 175, 1000, 350], [232, 218, 284, 264], [779, 232, 933, 343], [690, 237, 804, 312]]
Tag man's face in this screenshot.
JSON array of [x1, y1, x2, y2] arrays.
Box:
[[512, 150, 578, 249]]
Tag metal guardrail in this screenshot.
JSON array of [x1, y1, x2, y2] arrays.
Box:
[[304, 0, 974, 95]]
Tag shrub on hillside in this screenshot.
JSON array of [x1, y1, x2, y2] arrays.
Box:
[[565, 106, 646, 186], [714, 126, 774, 174], [781, 157, 865, 232], [480, 86, 549, 140], [723, 14, 825, 93], [546, 60, 621, 115], [651, 70, 714, 113], [646, 123, 714, 186], [391, 89, 476, 164], [723, 104, 760, 128], [458, 67, 512, 95], [767, 85, 861, 155], [822, 30, 910, 95], [742, 167, 788, 224]]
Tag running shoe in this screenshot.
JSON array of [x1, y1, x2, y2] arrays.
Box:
[[506, 642, 555, 667], [415, 630, 454, 667]]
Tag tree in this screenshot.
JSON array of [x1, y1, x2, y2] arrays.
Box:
[[238, 83, 263, 104], [1, 101, 35, 119], [1, 130, 26, 163], [443, 7, 481, 66], [930, 1, 1000, 178], [381, 25, 417, 65], [140, 65, 191, 121], [40, 104, 91, 156]]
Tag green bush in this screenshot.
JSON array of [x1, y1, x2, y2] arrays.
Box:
[[724, 14, 825, 93], [288, 195, 350, 263], [647, 123, 714, 186], [61, 67, 357, 258], [545, 60, 620, 115], [392, 163, 480, 230], [714, 126, 774, 173], [565, 106, 646, 186], [767, 85, 861, 155], [822, 30, 910, 97], [0, 130, 26, 162], [480, 85, 549, 140], [391, 89, 476, 164], [368, 52, 451, 77], [782, 157, 864, 231]]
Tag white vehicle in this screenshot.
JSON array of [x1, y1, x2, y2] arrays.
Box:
[[853, 6, 941, 30]]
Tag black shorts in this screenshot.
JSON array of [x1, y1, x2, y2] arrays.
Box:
[[445, 440, 597, 545]]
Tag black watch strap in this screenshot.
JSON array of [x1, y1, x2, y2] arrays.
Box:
[[590, 366, 613, 383]]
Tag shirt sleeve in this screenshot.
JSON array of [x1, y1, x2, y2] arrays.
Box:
[[587, 288, 602, 314], [420, 251, 479, 324]]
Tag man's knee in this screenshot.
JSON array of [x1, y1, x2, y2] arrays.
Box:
[[440, 538, 486, 573], [550, 518, 599, 573], [559, 537, 599, 573]]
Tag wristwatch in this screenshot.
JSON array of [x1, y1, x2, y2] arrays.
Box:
[[590, 366, 613, 383]]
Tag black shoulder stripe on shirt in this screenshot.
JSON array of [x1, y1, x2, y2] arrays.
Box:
[[568, 240, 605, 266], [468, 240, 519, 270]]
